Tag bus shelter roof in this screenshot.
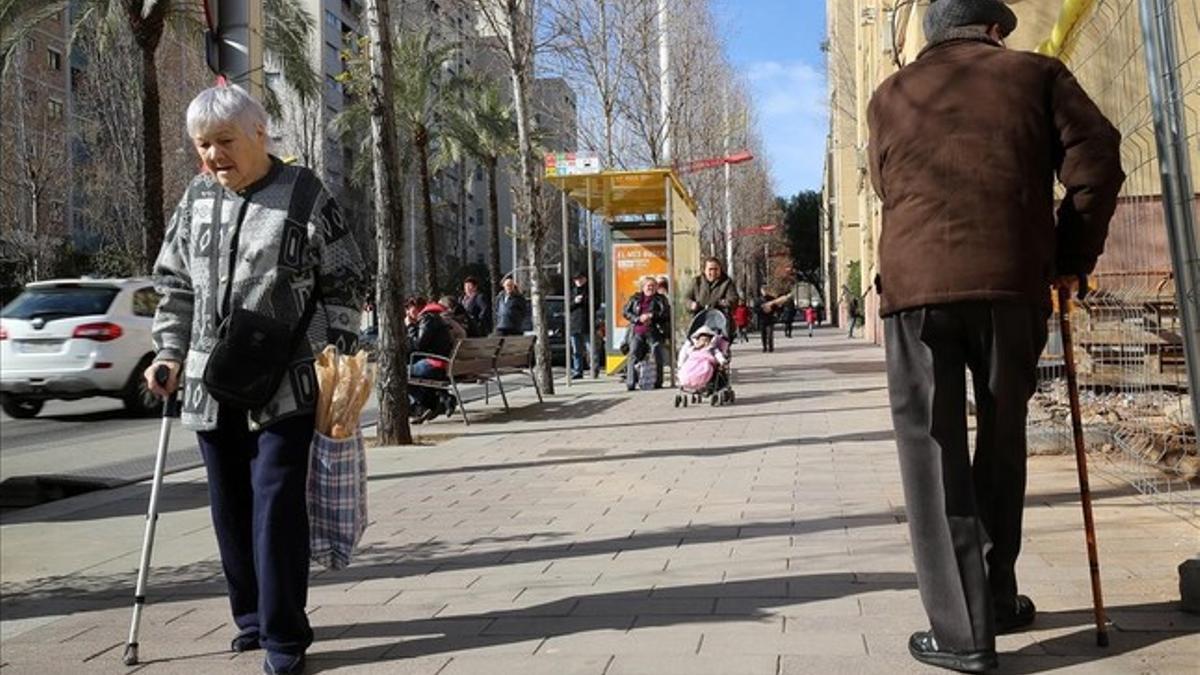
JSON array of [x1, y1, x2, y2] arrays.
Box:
[[546, 168, 699, 220]]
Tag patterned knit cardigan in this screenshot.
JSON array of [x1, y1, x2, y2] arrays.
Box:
[[152, 160, 366, 432]]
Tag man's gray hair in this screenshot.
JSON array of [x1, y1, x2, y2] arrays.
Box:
[[185, 84, 268, 138]]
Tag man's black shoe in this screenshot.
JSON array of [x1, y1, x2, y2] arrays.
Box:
[[995, 594, 1037, 634], [908, 631, 997, 673]]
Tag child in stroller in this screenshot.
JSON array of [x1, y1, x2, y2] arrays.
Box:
[[674, 310, 735, 407]]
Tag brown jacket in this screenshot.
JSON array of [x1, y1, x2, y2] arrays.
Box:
[[867, 37, 1124, 316]]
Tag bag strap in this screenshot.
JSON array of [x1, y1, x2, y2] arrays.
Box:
[[282, 169, 324, 354], [217, 167, 325, 351]]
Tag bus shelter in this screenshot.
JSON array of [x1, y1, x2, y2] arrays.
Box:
[[546, 168, 701, 384]]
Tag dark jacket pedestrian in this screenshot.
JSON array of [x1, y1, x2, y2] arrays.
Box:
[[754, 289, 777, 353], [866, 2, 1124, 670], [622, 276, 671, 390], [569, 277, 589, 335], [494, 278, 528, 336], [686, 258, 739, 316], [460, 278, 492, 337], [406, 300, 456, 422], [781, 297, 797, 337]]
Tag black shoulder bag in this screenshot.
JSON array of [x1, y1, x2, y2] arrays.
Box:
[[202, 171, 322, 410]]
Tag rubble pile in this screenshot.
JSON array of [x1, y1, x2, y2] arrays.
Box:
[[1029, 382, 1200, 482]]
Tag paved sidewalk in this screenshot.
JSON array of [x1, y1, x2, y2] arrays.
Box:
[[1, 329, 1196, 674]]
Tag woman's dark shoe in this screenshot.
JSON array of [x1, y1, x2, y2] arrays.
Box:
[[230, 628, 260, 653], [995, 594, 1037, 634], [908, 631, 997, 673], [262, 651, 305, 675]]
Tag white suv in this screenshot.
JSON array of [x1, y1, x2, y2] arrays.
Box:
[[0, 278, 161, 418]]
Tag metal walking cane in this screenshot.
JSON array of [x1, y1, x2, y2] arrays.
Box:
[[123, 366, 178, 665], [1056, 280, 1110, 647]]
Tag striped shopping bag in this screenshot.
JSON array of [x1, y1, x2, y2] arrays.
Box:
[[307, 430, 368, 569]]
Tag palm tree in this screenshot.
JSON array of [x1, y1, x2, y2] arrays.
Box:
[[392, 29, 463, 297], [5, 0, 320, 272], [440, 82, 519, 299]]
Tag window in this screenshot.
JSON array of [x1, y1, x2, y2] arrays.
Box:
[[132, 288, 161, 318], [24, 36, 34, 52], [47, 98, 63, 121], [47, 48, 62, 71], [325, 10, 339, 29], [474, 166, 483, 181], [326, 74, 340, 97], [475, 208, 483, 226]]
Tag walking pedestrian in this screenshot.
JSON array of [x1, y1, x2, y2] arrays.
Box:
[[686, 257, 740, 319], [846, 295, 860, 339], [460, 276, 492, 337], [494, 277, 528, 336], [781, 295, 797, 338], [805, 304, 818, 337], [755, 286, 777, 353], [569, 272, 590, 379], [732, 300, 751, 343], [868, 1, 1124, 670], [146, 84, 367, 675]]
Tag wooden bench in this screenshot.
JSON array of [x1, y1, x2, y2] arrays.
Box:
[[408, 335, 542, 425], [487, 335, 544, 410]]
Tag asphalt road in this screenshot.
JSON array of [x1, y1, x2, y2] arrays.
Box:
[[0, 372, 554, 499]]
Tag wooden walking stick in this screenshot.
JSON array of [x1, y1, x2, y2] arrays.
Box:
[[1056, 281, 1110, 647]]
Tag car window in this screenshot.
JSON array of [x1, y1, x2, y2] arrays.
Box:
[[1, 286, 120, 321], [131, 287, 161, 318]]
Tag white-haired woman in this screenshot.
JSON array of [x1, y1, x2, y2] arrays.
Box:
[[145, 84, 365, 675]]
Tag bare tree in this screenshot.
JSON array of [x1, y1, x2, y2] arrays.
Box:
[[0, 48, 71, 283], [473, 0, 556, 395], [364, 0, 412, 445]]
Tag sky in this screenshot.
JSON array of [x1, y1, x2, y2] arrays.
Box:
[[715, 0, 828, 197]]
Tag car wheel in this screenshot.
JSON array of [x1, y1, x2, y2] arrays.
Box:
[[1, 395, 43, 419], [123, 356, 160, 417]]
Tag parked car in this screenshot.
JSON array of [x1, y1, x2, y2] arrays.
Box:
[[521, 295, 566, 366], [0, 278, 161, 418]]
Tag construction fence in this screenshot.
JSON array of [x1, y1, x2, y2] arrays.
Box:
[[1028, 0, 1200, 525]]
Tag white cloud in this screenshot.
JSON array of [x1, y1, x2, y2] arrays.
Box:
[[742, 60, 829, 195]]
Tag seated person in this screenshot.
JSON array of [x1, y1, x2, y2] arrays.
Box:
[[406, 297, 456, 423]]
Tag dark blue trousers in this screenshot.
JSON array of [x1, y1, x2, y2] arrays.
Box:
[[197, 409, 315, 656]]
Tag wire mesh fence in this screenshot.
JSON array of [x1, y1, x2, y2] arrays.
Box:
[[1028, 0, 1199, 525]]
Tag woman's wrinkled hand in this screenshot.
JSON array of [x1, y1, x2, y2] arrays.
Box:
[[144, 361, 182, 398]]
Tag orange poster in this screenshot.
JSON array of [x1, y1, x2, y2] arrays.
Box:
[[613, 242, 668, 328]]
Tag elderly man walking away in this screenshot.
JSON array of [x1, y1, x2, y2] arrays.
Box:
[[868, 1, 1124, 671]]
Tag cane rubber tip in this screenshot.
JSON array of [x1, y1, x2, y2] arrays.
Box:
[[1097, 631, 1109, 648], [122, 644, 138, 666]]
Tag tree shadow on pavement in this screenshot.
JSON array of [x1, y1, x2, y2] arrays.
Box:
[[0, 511, 909, 623], [302, 572, 920, 669], [366, 429, 898, 484]]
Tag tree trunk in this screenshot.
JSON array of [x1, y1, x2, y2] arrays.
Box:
[[503, 0, 554, 395], [486, 157, 501, 299], [365, 0, 412, 446], [125, 0, 167, 274], [415, 124, 438, 297]]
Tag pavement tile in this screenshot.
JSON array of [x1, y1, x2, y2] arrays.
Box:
[[3, 334, 1197, 674]]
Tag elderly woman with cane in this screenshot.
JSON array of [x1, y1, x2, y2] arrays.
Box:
[[146, 84, 365, 675]]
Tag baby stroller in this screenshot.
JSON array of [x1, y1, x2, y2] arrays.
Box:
[[674, 309, 735, 407]]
